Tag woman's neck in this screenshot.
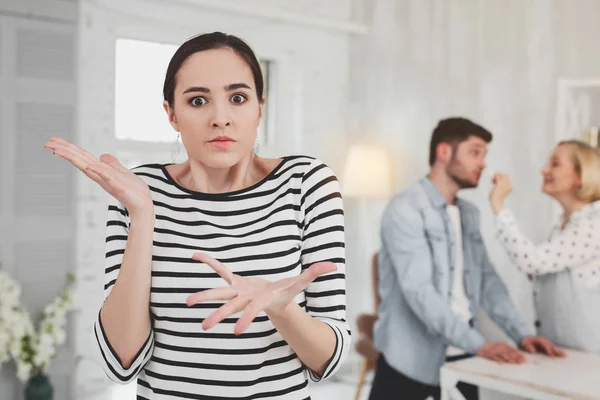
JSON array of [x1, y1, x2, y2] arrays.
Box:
[[174, 153, 265, 193], [558, 195, 589, 228]]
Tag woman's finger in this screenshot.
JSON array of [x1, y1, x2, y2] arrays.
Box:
[[50, 146, 115, 194], [61, 141, 98, 165], [235, 297, 270, 336], [46, 138, 100, 166], [270, 276, 299, 291], [279, 262, 337, 298], [52, 146, 93, 172], [203, 297, 250, 331], [186, 287, 237, 306], [45, 137, 73, 153], [86, 162, 118, 185], [192, 253, 234, 285], [87, 163, 137, 198], [52, 146, 116, 190], [100, 153, 129, 173], [297, 262, 337, 287], [46, 137, 74, 148], [84, 168, 113, 192]]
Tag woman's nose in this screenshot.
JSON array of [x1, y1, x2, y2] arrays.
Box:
[[210, 104, 232, 128]]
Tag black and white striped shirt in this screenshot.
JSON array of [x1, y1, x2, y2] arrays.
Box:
[[93, 156, 350, 399]]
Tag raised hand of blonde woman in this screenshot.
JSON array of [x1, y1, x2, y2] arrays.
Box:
[[45, 137, 153, 218], [489, 173, 513, 214]]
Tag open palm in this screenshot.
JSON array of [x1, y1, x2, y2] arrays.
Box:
[[45, 137, 153, 215], [186, 252, 337, 336]]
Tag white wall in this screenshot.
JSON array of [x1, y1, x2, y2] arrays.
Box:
[[0, 0, 79, 399], [347, 0, 600, 398]]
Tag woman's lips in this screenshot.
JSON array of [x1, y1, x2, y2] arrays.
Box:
[[208, 137, 235, 149]]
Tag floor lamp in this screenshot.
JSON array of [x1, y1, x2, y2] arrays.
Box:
[[339, 144, 391, 393]]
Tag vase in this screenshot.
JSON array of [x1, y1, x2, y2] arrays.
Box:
[[24, 374, 53, 400]]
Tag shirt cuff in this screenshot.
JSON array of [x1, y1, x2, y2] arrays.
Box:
[[510, 324, 534, 346], [461, 329, 486, 355], [495, 208, 516, 230]]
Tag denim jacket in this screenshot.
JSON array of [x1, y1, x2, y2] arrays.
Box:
[[373, 177, 532, 385]]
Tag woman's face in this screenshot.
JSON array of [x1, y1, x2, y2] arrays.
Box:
[[541, 144, 582, 199], [164, 48, 263, 169]]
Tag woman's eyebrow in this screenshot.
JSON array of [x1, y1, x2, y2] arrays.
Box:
[[182, 83, 251, 95]]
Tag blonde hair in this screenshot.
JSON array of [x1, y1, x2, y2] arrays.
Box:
[[558, 140, 600, 202]]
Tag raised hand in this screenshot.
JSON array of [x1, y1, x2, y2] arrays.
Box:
[[186, 252, 337, 336], [489, 172, 513, 214], [45, 137, 153, 217]]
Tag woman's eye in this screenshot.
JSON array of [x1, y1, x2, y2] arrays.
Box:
[[231, 94, 247, 104], [190, 97, 207, 106]]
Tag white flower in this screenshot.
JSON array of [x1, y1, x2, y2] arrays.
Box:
[[39, 332, 54, 347], [0, 331, 10, 364], [8, 338, 22, 359], [53, 329, 66, 346], [15, 357, 32, 382], [10, 310, 33, 340], [33, 349, 53, 370], [43, 303, 55, 316], [0, 268, 75, 378]]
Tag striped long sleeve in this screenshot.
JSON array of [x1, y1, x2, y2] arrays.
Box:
[[92, 198, 155, 383], [89, 156, 350, 399], [300, 160, 351, 381]]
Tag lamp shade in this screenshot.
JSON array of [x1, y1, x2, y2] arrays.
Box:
[[341, 144, 392, 198]]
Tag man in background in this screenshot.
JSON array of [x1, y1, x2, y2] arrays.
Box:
[[369, 117, 565, 400]]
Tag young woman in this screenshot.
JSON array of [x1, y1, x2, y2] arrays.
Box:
[[45, 32, 350, 399], [490, 140, 600, 353]]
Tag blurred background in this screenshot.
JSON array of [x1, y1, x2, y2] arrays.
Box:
[[1, 0, 600, 399]]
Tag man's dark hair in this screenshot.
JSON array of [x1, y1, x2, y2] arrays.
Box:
[[428, 117, 493, 166]]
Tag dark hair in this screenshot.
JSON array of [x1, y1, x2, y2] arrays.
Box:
[[163, 32, 264, 106], [428, 117, 493, 166]]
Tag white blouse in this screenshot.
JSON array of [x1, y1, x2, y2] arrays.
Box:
[[495, 201, 600, 289]]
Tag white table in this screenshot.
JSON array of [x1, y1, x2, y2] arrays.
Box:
[[440, 349, 600, 400]]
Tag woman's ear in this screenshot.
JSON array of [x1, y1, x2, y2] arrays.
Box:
[[163, 101, 179, 132], [257, 96, 266, 124]]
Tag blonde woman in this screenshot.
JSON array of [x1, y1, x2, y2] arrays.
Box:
[[490, 140, 600, 353]]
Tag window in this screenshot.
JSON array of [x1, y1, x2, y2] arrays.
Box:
[[115, 38, 178, 143]]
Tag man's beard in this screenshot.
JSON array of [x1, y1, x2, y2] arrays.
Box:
[[447, 160, 478, 189]]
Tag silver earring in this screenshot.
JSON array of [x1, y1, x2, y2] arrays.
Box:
[[171, 133, 180, 163], [253, 136, 260, 154]]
